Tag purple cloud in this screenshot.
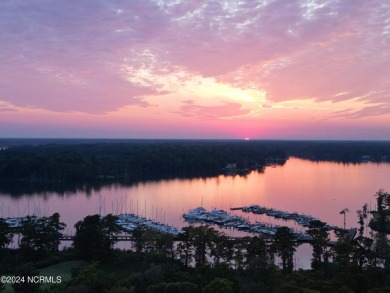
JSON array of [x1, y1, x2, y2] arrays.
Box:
[[0, 0, 389, 117]]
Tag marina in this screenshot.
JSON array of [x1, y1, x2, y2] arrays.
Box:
[[4, 208, 355, 244], [2, 213, 182, 237], [183, 207, 313, 240], [116, 213, 182, 236], [182, 206, 357, 243], [232, 204, 320, 227], [2, 198, 361, 245]]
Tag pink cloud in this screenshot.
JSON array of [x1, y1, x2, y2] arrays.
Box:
[[0, 0, 390, 138], [178, 100, 249, 119]]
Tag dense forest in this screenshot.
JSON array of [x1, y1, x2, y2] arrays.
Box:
[[0, 140, 287, 183], [1, 140, 390, 186], [280, 140, 390, 163], [0, 190, 389, 292]]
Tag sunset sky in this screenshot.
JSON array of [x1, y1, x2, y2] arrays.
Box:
[[1, 0, 389, 139]]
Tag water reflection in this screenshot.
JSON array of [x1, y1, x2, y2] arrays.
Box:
[[1, 158, 390, 234], [0, 172, 224, 197]]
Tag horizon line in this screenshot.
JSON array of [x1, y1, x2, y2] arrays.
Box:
[[1, 137, 390, 142]]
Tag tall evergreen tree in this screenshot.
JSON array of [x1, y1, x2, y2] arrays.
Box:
[[271, 227, 298, 274], [177, 226, 194, 268], [307, 220, 330, 271]]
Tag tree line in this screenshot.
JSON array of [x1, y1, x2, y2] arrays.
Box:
[[281, 140, 390, 163], [1, 140, 390, 186], [0, 140, 286, 184]]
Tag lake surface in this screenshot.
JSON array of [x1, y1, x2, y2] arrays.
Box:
[[1, 157, 390, 268]]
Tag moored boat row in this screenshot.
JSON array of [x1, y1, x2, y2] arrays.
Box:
[[4, 215, 39, 228], [116, 213, 182, 236], [182, 207, 312, 240], [233, 205, 320, 227], [183, 207, 249, 228]]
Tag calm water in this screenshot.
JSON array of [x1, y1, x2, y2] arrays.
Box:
[[1, 157, 390, 268]]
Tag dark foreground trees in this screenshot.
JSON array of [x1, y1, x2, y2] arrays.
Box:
[[271, 227, 298, 274], [19, 213, 66, 260], [73, 214, 121, 261], [0, 218, 13, 248], [307, 220, 331, 271], [12, 263, 40, 293], [369, 189, 390, 233], [1, 220, 389, 292]]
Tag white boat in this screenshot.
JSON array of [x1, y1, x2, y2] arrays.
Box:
[[183, 207, 207, 219]]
